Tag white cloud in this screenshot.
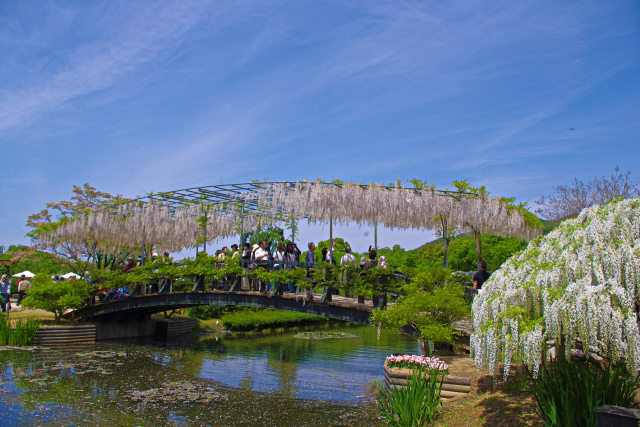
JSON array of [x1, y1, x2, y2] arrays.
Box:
[[0, 1, 214, 135]]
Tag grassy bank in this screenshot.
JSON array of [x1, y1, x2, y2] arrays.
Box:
[[221, 309, 328, 332]]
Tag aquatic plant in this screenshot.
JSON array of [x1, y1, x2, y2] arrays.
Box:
[[0, 315, 40, 346], [472, 198, 640, 377], [293, 331, 357, 339]]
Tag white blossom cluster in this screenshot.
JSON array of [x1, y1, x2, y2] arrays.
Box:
[[39, 180, 538, 253], [471, 198, 640, 377]]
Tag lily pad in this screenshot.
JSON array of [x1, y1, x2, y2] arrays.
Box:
[[293, 331, 357, 340]]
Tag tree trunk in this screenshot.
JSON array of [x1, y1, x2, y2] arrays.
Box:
[[475, 232, 482, 268], [443, 238, 450, 269], [419, 338, 432, 356]]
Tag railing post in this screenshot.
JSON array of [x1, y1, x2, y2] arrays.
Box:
[[203, 210, 207, 254]]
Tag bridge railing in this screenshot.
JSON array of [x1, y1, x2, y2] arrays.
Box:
[[92, 257, 407, 309]]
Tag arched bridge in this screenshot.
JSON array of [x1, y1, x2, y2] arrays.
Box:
[[71, 291, 378, 324]]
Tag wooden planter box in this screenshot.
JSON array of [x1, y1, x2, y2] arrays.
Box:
[[383, 364, 472, 401]]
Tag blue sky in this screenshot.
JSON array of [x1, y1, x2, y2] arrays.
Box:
[[1, 0, 639, 252]]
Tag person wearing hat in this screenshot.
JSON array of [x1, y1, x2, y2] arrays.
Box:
[[0, 275, 11, 313]]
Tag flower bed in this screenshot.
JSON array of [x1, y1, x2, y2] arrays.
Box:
[[383, 354, 472, 401], [385, 354, 448, 374]]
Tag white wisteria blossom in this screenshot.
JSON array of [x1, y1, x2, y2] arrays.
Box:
[[471, 198, 640, 377], [37, 180, 539, 254]]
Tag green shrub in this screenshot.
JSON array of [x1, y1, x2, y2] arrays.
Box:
[[376, 369, 443, 426], [534, 358, 639, 427], [185, 305, 223, 319], [21, 276, 94, 321], [221, 309, 327, 331]]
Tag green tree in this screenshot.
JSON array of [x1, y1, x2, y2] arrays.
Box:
[[316, 237, 351, 263], [243, 225, 285, 247], [372, 269, 469, 355], [21, 276, 94, 321]]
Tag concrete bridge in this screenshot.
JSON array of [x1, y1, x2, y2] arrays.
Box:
[[72, 291, 378, 324]]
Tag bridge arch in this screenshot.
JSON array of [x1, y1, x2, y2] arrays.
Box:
[[72, 291, 375, 324]]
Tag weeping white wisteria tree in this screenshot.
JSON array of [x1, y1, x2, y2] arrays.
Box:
[[471, 198, 640, 378], [35, 180, 541, 258]]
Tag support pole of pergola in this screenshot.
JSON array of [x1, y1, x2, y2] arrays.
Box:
[[329, 207, 333, 261], [239, 200, 245, 249], [203, 211, 208, 254], [374, 221, 378, 252]]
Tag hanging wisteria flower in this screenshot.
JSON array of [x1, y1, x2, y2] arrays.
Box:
[[471, 198, 640, 378], [385, 354, 449, 374], [38, 180, 539, 254]]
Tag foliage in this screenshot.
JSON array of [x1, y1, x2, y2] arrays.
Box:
[[315, 237, 351, 263], [536, 166, 640, 220], [376, 369, 443, 426], [445, 234, 528, 272], [221, 309, 327, 331], [534, 358, 639, 427], [185, 305, 224, 319], [0, 315, 41, 346], [243, 225, 285, 247], [472, 198, 640, 378], [0, 245, 72, 278], [378, 234, 528, 273], [21, 276, 94, 321], [372, 269, 469, 355]]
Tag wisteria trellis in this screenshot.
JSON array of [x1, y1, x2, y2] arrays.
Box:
[[37, 180, 539, 252], [471, 198, 640, 377]]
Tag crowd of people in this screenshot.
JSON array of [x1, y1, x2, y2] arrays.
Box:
[[0, 239, 488, 310]]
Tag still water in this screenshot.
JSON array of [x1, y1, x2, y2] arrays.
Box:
[[0, 324, 419, 426]]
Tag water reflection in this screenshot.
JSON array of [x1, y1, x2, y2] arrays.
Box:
[[0, 325, 418, 425]]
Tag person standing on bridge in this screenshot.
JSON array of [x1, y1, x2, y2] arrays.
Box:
[[304, 243, 317, 305], [254, 241, 270, 292], [283, 241, 300, 293], [217, 247, 228, 261]]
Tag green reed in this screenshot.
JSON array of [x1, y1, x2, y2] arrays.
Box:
[[0, 315, 41, 346]]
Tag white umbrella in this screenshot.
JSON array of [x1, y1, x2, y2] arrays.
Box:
[[61, 272, 81, 279], [12, 271, 35, 278]]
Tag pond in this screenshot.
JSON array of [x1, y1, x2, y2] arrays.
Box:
[[0, 324, 419, 426]]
